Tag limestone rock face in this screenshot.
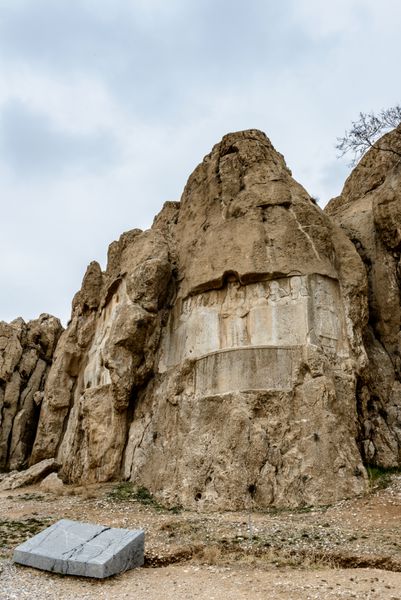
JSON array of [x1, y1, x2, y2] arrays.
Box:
[[29, 129, 370, 509], [326, 126, 401, 467], [122, 130, 369, 509], [0, 315, 62, 471], [31, 231, 172, 484]]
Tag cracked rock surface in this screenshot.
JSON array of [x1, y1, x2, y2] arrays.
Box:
[[5, 128, 401, 510], [13, 518, 144, 578], [24, 129, 371, 510], [0, 315, 63, 471], [326, 125, 401, 469]]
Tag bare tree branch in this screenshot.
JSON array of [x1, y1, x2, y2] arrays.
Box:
[[336, 106, 401, 166]]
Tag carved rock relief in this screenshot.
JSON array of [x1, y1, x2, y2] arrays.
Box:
[[310, 276, 344, 352], [159, 274, 347, 367], [83, 281, 126, 390], [158, 274, 349, 394], [81, 274, 348, 397]]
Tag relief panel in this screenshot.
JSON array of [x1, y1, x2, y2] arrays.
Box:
[[158, 275, 311, 371], [309, 275, 347, 354], [158, 274, 349, 387], [195, 346, 302, 396]]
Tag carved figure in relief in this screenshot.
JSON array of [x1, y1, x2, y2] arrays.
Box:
[[268, 280, 289, 303], [315, 280, 339, 348], [290, 276, 308, 300], [174, 291, 222, 359], [84, 293, 122, 388], [221, 281, 247, 316], [221, 282, 249, 347], [246, 282, 269, 307], [247, 283, 272, 346], [203, 289, 219, 307], [181, 297, 191, 319]]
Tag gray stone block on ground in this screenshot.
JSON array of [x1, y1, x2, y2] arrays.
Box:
[[13, 518, 144, 578]]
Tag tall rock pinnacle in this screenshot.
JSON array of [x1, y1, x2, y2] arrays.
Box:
[[4, 130, 373, 508]]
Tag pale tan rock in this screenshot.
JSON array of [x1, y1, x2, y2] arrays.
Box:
[[28, 129, 372, 509], [40, 472, 65, 493], [326, 126, 401, 468], [0, 458, 57, 490], [72, 261, 103, 316], [0, 315, 63, 470], [120, 131, 368, 509], [174, 130, 339, 298], [31, 229, 172, 485], [0, 320, 23, 381]]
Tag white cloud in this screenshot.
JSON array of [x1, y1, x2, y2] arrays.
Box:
[[0, 63, 123, 134], [0, 0, 401, 323], [291, 0, 401, 38]]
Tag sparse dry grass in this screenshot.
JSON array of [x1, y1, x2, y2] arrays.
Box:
[[198, 545, 222, 565]]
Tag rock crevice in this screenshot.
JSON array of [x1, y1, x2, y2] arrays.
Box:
[[0, 314, 63, 471]]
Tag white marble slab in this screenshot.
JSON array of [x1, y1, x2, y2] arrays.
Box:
[[13, 518, 144, 578]]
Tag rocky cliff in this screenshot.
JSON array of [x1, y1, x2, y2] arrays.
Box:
[[5, 127, 401, 510], [0, 129, 367, 510], [326, 125, 401, 468], [0, 315, 63, 471]]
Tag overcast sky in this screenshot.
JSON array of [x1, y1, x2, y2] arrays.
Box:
[[1, 0, 401, 325]]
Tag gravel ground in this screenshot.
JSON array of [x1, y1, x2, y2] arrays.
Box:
[[1, 476, 401, 599], [1, 561, 401, 600]]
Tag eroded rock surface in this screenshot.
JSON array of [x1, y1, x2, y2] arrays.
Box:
[[29, 129, 370, 509], [122, 130, 369, 509], [31, 231, 172, 485], [326, 126, 401, 468], [0, 315, 62, 471]]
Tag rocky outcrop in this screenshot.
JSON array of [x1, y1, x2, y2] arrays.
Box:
[[0, 315, 62, 471], [326, 126, 401, 468], [28, 129, 370, 509], [121, 130, 369, 509], [30, 231, 172, 484]]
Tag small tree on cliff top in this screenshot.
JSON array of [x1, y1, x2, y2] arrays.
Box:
[[336, 105, 401, 166]]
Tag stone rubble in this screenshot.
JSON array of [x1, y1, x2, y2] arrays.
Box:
[[0, 458, 57, 491]]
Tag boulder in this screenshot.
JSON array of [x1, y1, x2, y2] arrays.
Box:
[[13, 519, 144, 578], [40, 472, 65, 494], [0, 458, 57, 490]]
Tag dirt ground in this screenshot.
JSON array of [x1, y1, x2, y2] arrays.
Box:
[[1, 475, 401, 599]]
